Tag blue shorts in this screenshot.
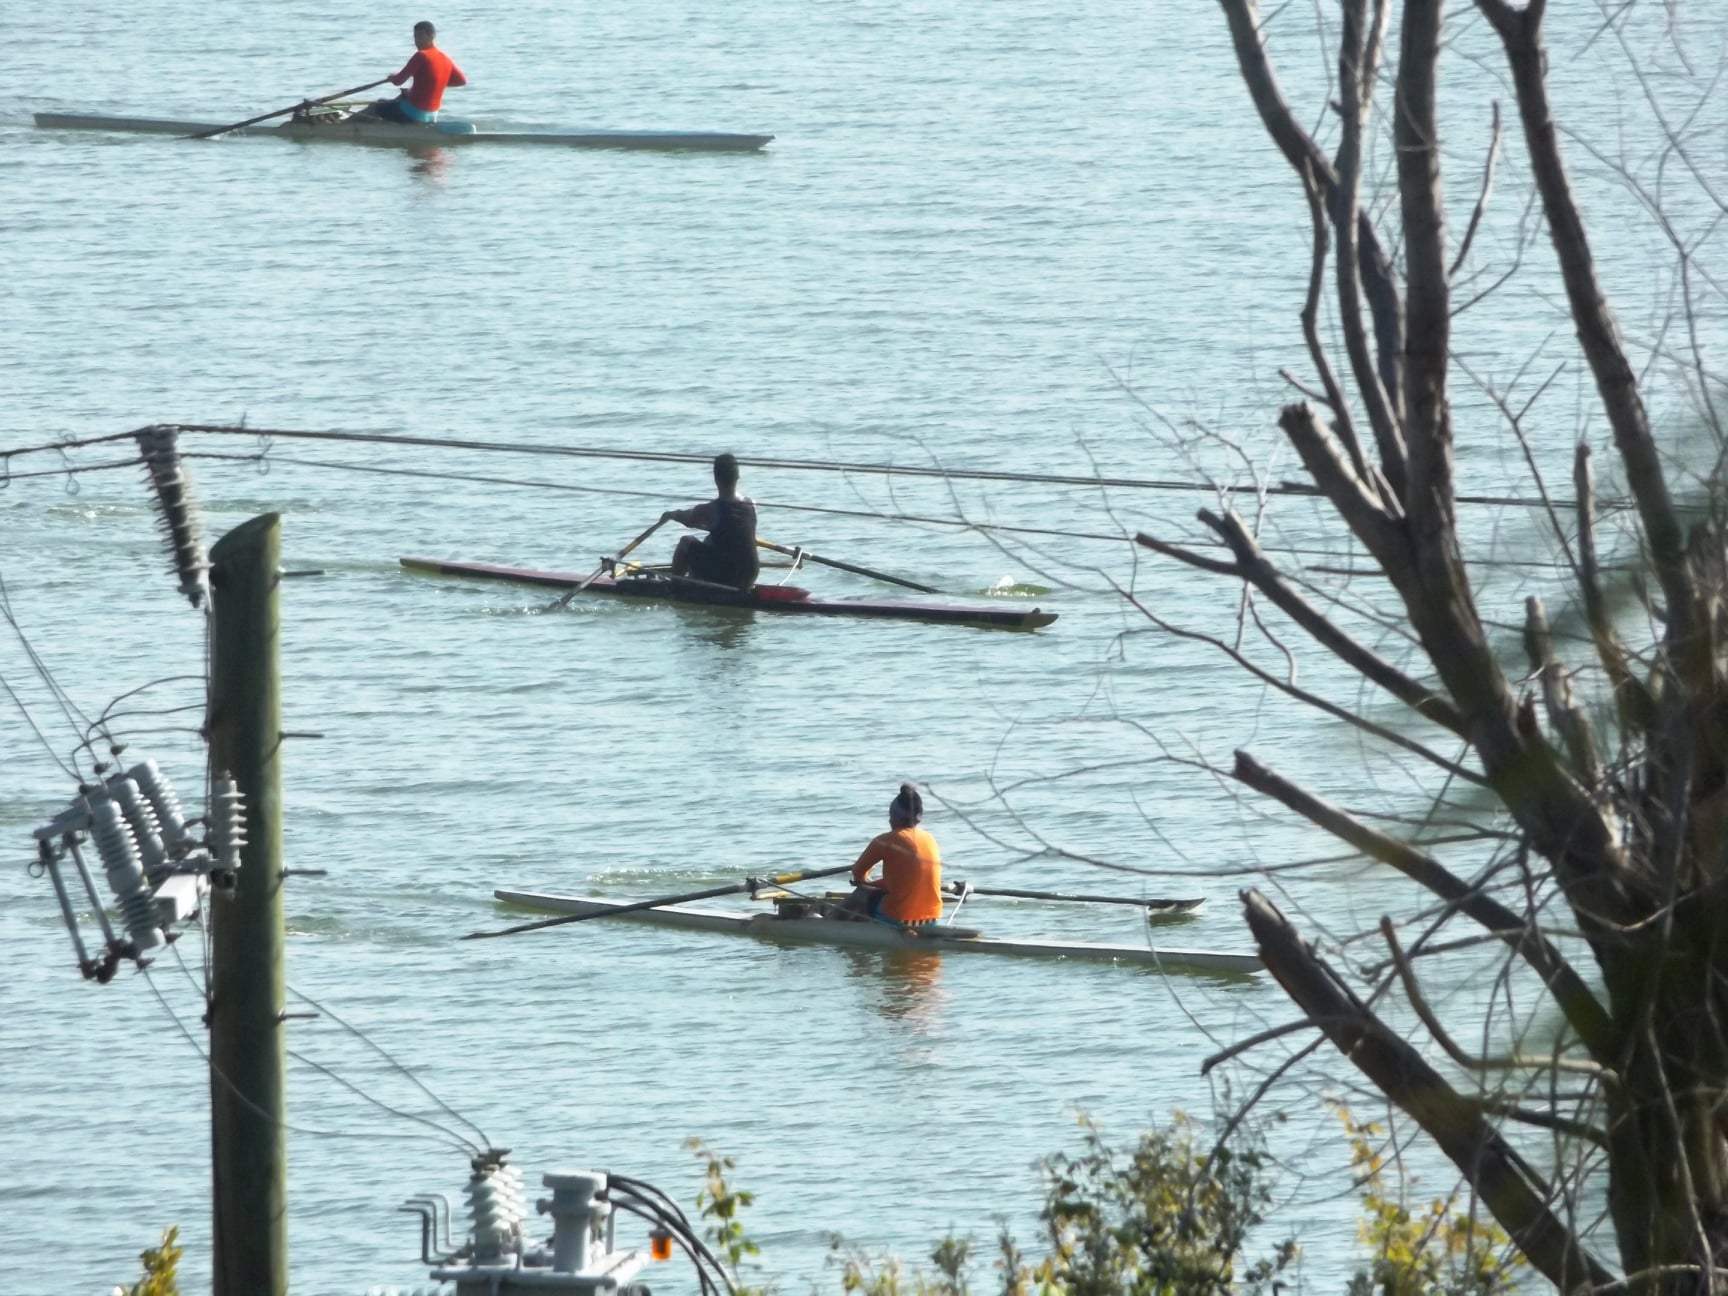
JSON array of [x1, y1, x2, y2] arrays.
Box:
[[864, 892, 934, 929], [375, 97, 436, 124]]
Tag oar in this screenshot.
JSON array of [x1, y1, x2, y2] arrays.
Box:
[[186, 77, 394, 140], [464, 863, 856, 940], [546, 517, 669, 612], [948, 883, 1204, 910], [756, 538, 939, 594]]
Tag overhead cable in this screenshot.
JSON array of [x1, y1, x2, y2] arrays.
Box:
[[2, 422, 1609, 510]]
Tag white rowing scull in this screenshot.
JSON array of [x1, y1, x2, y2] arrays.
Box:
[[493, 889, 1262, 977], [34, 111, 775, 152]]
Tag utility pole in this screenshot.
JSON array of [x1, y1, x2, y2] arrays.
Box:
[[206, 513, 288, 1296]]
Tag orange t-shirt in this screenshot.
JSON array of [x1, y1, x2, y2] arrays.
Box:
[[851, 827, 943, 924], [392, 47, 467, 112]]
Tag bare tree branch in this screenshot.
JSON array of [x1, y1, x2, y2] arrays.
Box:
[[1576, 442, 1657, 733], [1474, 0, 1701, 656], [1380, 917, 1613, 1078], [1524, 595, 1605, 789], [1218, 0, 1407, 405], [1232, 749, 1615, 1057], [1449, 100, 1504, 278], [1244, 888, 1615, 1289], [1335, 0, 1410, 498]]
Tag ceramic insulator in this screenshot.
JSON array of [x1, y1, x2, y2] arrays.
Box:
[[129, 759, 191, 853], [468, 1162, 526, 1260], [89, 794, 164, 950], [209, 775, 247, 873], [105, 774, 168, 877], [135, 426, 208, 608]]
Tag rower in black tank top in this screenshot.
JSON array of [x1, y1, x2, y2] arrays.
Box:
[[662, 454, 761, 590], [693, 495, 760, 588]]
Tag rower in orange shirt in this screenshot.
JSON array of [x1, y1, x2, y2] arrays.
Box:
[[358, 21, 467, 124], [846, 784, 944, 926]]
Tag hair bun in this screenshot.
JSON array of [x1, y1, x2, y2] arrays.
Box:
[[891, 783, 924, 824]]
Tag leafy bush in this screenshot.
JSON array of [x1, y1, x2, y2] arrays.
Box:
[[114, 1226, 182, 1296], [1335, 1106, 1523, 1296], [689, 1137, 771, 1296], [831, 1114, 1296, 1296]]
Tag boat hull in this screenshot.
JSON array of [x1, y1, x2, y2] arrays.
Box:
[[400, 556, 1058, 630], [34, 112, 774, 152], [494, 891, 1262, 976]]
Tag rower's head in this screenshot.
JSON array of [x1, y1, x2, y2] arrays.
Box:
[[713, 453, 740, 495], [413, 20, 437, 49], [889, 783, 923, 830]]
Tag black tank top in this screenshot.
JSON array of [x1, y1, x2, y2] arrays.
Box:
[[708, 496, 760, 584]]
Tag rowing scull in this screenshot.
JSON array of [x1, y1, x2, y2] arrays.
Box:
[[493, 890, 1261, 976], [34, 112, 774, 152], [399, 557, 1059, 631]]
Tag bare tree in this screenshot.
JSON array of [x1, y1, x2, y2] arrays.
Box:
[[1136, 1, 1728, 1289]]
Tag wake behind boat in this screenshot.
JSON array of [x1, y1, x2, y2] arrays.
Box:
[[493, 889, 1262, 977], [33, 110, 775, 152], [400, 556, 1059, 631]]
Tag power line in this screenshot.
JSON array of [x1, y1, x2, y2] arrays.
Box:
[[0, 670, 81, 780], [0, 432, 1634, 574], [140, 964, 474, 1149], [1, 572, 98, 771], [1, 421, 1612, 509], [285, 982, 494, 1153], [185, 450, 1621, 573]]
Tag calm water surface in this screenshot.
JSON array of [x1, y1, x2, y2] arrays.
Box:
[[4, 1, 1722, 1292]]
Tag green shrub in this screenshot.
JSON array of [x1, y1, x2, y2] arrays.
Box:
[[118, 1226, 182, 1296]]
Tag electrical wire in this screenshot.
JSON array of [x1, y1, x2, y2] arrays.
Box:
[[284, 1048, 481, 1156], [0, 431, 1626, 574], [604, 1176, 738, 1296], [0, 572, 98, 764], [0, 421, 1618, 510], [0, 456, 142, 483], [139, 964, 477, 1148], [181, 450, 1612, 574], [165, 946, 476, 1158], [0, 669, 81, 780], [284, 982, 495, 1153], [604, 1193, 727, 1296], [166, 934, 485, 1156]]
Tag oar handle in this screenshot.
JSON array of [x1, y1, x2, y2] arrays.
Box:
[[463, 862, 854, 940], [186, 77, 394, 140], [756, 539, 939, 595]]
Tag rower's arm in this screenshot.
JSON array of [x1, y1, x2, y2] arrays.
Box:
[[851, 837, 886, 886], [662, 502, 715, 530]]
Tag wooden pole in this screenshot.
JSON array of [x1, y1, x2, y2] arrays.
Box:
[[207, 513, 288, 1296]]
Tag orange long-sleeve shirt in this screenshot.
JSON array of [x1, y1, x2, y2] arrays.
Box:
[[851, 827, 943, 924]]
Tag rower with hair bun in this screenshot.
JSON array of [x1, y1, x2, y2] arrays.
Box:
[[843, 784, 944, 925]]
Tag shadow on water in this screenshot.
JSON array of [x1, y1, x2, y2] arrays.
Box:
[[404, 146, 453, 182], [671, 605, 759, 654], [837, 946, 946, 1029]]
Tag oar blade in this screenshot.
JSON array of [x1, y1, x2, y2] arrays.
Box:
[[464, 862, 854, 941], [545, 516, 668, 612]]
